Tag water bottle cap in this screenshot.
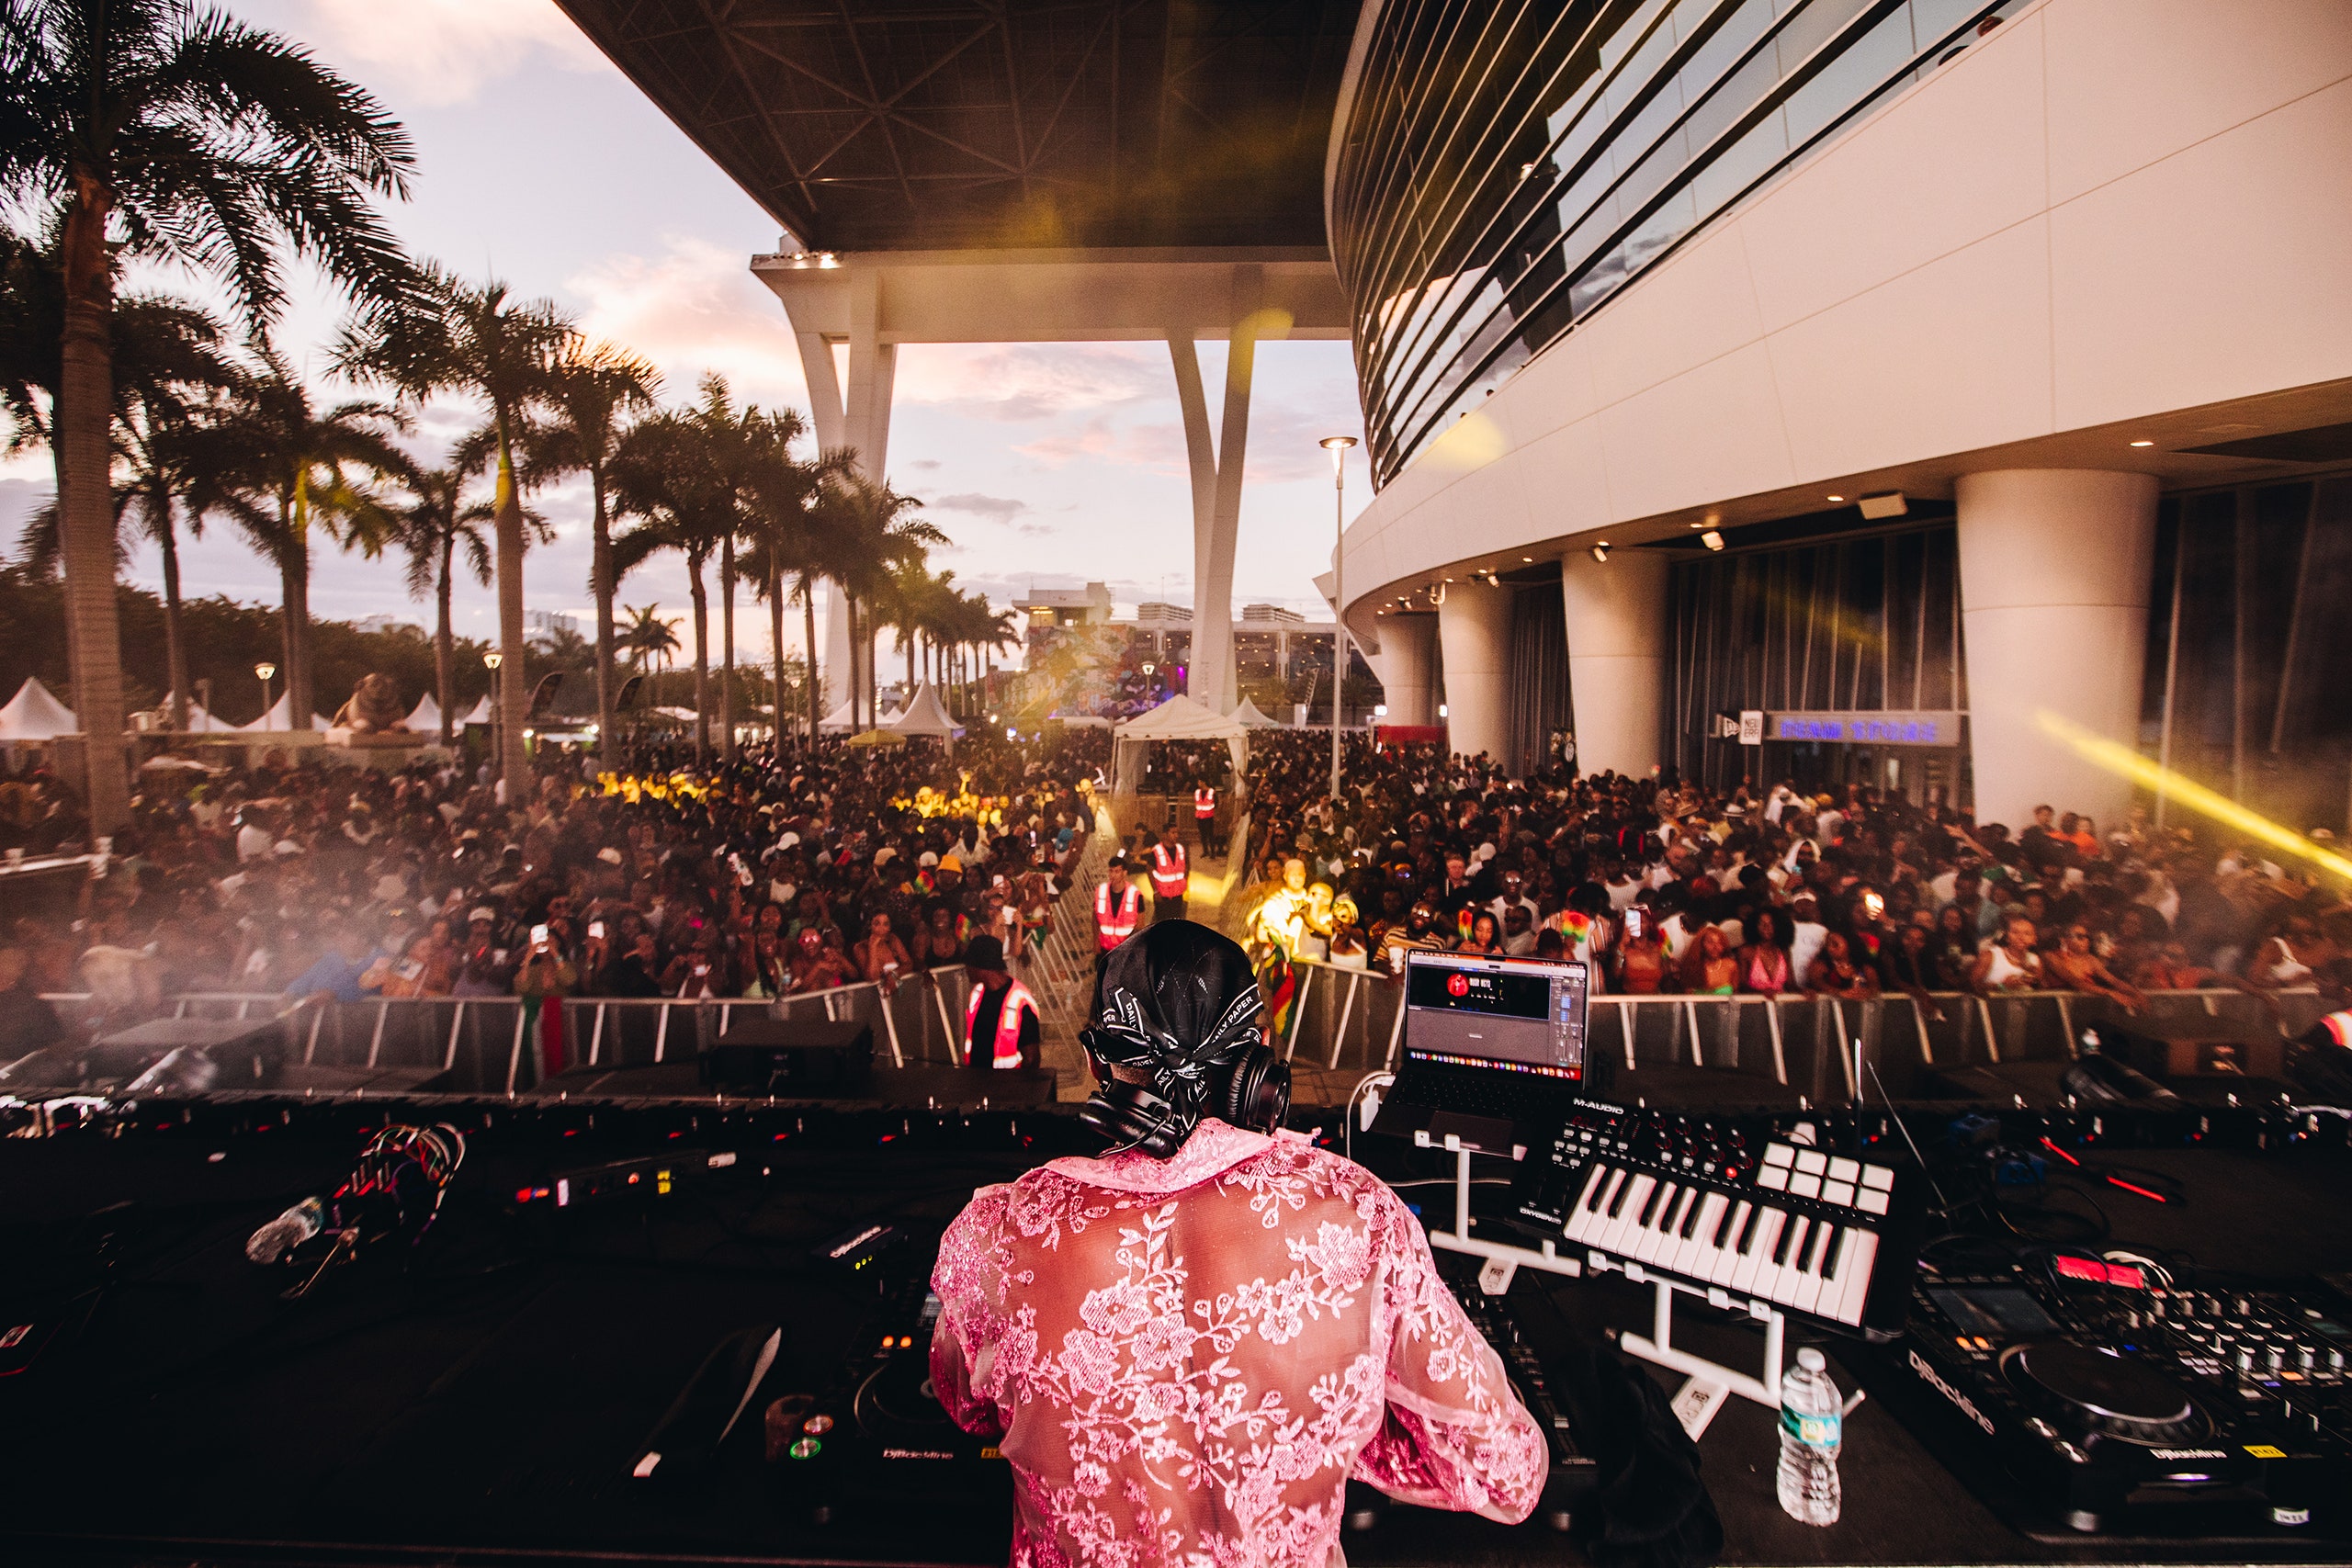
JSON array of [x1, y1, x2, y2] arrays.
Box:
[[1796, 1348, 1826, 1371]]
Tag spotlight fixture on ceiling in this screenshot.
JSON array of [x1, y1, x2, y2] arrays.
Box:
[[1701, 530, 1725, 552], [2129, 439, 2154, 447], [1826, 494, 1845, 503], [1590, 542, 1611, 562]]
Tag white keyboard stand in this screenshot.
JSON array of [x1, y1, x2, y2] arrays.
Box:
[[1424, 1140, 1787, 1410]]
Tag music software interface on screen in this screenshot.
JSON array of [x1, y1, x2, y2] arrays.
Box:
[[1404, 953, 1589, 1079]]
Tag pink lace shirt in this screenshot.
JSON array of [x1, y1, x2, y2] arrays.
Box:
[[930, 1120, 1545, 1567]]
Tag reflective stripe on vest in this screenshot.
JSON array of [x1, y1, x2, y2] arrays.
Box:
[[966, 979, 1037, 1068], [1096, 882, 1140, 948], [1149, 842, 1187, 897]]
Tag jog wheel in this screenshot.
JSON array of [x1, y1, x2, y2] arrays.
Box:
[[2001, 1342, 2207, 1444], [853, 1351, 957, 1444]]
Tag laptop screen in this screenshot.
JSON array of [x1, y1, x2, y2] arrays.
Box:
[[1402, 951, 1589, 1081]]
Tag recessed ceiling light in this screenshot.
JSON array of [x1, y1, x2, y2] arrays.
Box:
[[2128, 440, 2154, 447], [1826, 495, 1845, 502], [1521, 556, 1533, 562]]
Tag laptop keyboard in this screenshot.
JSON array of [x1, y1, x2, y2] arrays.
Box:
[[1409, 1068, 1535, 1121]]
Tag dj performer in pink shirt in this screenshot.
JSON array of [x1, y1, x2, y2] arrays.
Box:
[[930, 919, 1544, 1568]]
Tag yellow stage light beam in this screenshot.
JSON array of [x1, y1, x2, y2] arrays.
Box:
[[2034, 709, 2352, 882]]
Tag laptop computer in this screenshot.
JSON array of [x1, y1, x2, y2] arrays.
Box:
[[1369, 950, 1594, 1157]]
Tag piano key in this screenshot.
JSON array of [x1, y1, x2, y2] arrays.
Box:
[[1574, 1168, 1629, 1242], [1597, 1174, 1655, 1252], [1759, 1214, 1810, 1304], [1563, 1165, 1610, 1238], [1708, 1200, 1752, 1285], [1673, 1191, 1728, 1275], [1730, 1208, 1783, 1295], [1791, 1223, 1836, 1314], [1632, 1184, 1681, 1262], [1652, 1187, 1698, 1265], [1831, 1228, 1880, 1325]]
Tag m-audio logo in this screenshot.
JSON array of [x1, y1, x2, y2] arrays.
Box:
[[1908, 1349, 1996, 1435]]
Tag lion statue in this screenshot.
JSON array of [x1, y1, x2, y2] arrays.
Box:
[[333, 672, 409, 733]]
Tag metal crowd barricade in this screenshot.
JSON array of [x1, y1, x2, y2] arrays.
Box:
[[1267, 966, 2330, 1102]]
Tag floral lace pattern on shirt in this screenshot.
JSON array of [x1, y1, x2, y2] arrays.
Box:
[[932, 1122, 1544, 1568]]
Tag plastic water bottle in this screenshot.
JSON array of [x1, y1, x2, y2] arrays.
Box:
[[1776, 1347, 1842, 1526], [245, 1197, 323, 1265]]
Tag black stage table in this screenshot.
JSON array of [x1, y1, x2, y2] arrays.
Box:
[[3, 1099, 2349, 1568]]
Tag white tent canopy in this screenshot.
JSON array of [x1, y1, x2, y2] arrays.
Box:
[[887, 683, 958, 738], [818, 700, 855, 733], [1113, 694, 1245, 741], [404, 692, 443, 733], [0, 678, 76, 741], [239, 694, 334, 731], [455, 694, 493, 727], [1229, 696, 1280, 728]]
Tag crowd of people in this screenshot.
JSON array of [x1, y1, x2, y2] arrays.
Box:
[[4, 730, 1113, 1055], [1229, 732, 2352, 1012]]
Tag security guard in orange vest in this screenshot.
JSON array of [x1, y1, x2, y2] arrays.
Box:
[[1193, 781, 1220, 855], [1148, 822, 1189, 923], [960, 936, 1039, 1069], [1095, 856, 1143, 953]]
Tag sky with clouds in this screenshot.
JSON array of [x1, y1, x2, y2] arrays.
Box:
[[0, 0, 1373, 679]]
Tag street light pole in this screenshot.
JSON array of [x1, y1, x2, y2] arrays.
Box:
[[483, 650, 504, 785], [1319, 435, 1358, 805], [254, 662, 276, 728]]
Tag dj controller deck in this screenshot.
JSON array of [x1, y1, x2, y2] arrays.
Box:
[[6, 1076, 2352, 1566]]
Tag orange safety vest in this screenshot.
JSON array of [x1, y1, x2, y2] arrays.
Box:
[[1096, 881, 1142, 949], [1149, 841, 1188, 898], [965, 978, 1038, 1069], [1193, 786, 1216, 819]]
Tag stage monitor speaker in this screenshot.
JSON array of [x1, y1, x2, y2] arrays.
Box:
[[702, 1019, 874, 1096], [100, 1018, 285, 1095]]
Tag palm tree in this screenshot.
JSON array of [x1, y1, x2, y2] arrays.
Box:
[[741, 430, 840, 750], [610, 411, 729, 761], [338, 263, 574, 784], [2, 0, 419, 828], [198, 352, 413, 728], [810, 470, 944, 732], [393, 462, 493, 746], [2, 244, 243, 729], [535, 341, 656, 762], [621, 603, 679, 680]]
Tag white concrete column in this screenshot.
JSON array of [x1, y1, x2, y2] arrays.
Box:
[[1437, 582, 1513, 764], [786, 269, 897, 717], [1560, 548, 1669, 778], [1166, 265, 1263, 713], [1374, 613, 1438, 726], [1956, 469, 2158, 831]]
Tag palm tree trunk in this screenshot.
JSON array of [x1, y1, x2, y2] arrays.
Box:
[[435, 536, 457, 747], [687, 558, 710, 762], [591, 466, 616, 766], [719, 535, 738, 762], [492, 429, 529, 787], [277, 548, 307, 728], [767, 565, 786, 750], [287, 480, 318, 731], [56, 188, 130, 831], [802, 583, 820, 749], [157, 504, 190, 733]]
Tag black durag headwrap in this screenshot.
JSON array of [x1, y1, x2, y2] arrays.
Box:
[[1082, 921, 1264, 1143]]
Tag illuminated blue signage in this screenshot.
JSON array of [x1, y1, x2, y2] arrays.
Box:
[[1769, 711, 1961, 747]]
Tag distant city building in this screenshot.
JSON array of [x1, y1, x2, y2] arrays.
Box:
[[526, 610, 581, 640], [351, 614, 424, 637]]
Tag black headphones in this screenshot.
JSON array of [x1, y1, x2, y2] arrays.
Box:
[[1077, 1039, 1291, 1159]]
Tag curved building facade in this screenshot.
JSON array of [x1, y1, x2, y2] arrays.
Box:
[[1333, 0, 2352, 829]]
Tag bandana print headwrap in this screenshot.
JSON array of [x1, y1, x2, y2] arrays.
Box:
[[1081, 920, 1265, 1139]]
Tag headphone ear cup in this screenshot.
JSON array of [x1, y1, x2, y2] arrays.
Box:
[[1219, 1045, 1290, 1134], [1078, 1077, 1187, 1159]]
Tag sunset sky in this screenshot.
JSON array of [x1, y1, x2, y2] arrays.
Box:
[[0, 0, 1373, 675]]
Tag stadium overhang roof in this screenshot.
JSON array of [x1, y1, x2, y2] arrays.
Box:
[[551, 0, 1360, 256]]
